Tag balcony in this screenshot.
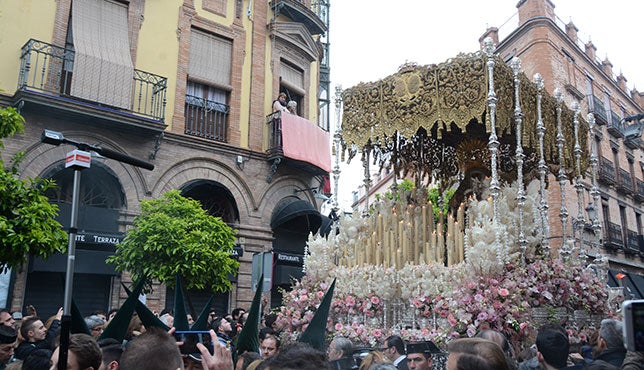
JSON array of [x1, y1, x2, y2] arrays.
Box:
[[590, 95, 607, 125], [635, 180, 644, 202], [184, 95, 229, 142], [17, 39, 167, 123], [266, 111, 331, 182], [624, 123, 644, 149], [606, 111, 624, 138], [625, 230, 640, 255], [598, 158, 616, 186], [604, 221, 623, 250], [618, 168, 635, 194], [270, 0, 327, 35]]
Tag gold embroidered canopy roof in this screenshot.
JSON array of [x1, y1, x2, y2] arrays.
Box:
[[340, 52, 588, 183]]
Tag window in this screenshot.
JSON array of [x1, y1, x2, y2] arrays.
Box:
[[604, 90, 612, 124], [185, 81, 229, 142], [280, 61, 305, 116], [585, 74, 594, 111], [186, 29, 233, 141], [69, 0, 134, 109], [620, 205, 628, 245]]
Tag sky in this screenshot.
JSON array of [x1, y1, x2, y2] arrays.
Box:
[[328, 0, 644, 210]]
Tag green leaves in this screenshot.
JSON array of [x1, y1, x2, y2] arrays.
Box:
[[0, 107, 67, 272], [107, 190, 239, 293], [0, 107, 24, 149]]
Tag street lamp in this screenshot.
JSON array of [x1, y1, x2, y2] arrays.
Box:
[[585, 202, 597, 224], [40, 130, 154, 370]]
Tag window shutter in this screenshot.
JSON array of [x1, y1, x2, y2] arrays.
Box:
[[189, 30, 232, 87]]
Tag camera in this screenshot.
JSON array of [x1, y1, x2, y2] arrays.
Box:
[[622, 299, 644, 352], [174, 331, 213, 355]]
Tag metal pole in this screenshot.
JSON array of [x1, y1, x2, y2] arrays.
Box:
[[59, 167, 82, 370], [63, 168, 81, 314]]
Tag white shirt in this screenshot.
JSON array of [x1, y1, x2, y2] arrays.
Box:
[[393, 354, 406, 366]]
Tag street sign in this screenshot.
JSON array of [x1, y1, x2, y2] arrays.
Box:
[[65, 149, 91, 169]]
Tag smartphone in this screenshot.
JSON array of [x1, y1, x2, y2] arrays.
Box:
[[174, 331, 213, 355], [622, 299, 644, 352]]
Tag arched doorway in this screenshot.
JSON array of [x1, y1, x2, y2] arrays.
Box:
[[269, 196, 322, 307], [162, 181, 240, 318], [24, 162, 126, 317]]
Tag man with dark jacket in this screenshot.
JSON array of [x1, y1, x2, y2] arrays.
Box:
[[0, 325, 17, 370], [383, 335, 408, 370], [14, 308, 62, 361], [590, 319, 626, 367], [536, 324, 583, 370]]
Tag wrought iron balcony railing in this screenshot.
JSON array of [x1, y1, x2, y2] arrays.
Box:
[[636, 180, 644, 202], [618, 168, 635, 194], [591, 95, 607, 125], [271, 0, 327, 35], [598, 158, 616, 185], [184, 95, 229, 142], [607, 111, 624, 138], [18, 39, 167, 122], [604, 221, 623, 250], [626, 230, 640, 255]]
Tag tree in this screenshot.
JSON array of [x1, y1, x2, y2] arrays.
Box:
[[108, 190, 239, 292], [0, 107, 68, 272]]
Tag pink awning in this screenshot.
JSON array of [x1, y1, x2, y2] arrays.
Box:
[[280, 113, 331, 173]]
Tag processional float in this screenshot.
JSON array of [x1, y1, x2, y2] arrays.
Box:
[[280, 39, 609, 350]]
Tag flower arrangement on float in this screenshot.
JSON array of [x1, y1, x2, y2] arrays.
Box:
[[274, 181, 610, 350]]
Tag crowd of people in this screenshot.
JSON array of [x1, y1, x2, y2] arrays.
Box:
[[0, 304, 642, 370]]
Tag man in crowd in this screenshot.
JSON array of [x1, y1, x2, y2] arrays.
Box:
[[406, 341, 439, 370], [97, 338, 123, 370], [260, 335, 280, 359], [383, 335, 408, 370], [535, 324, 583, 370], [259, 342, 328, 370], [49, 333, 102, 370], [15, 308, 62, 360], [591, 319, 626, 367], [119, 328, 183, 370], [0, 325, 17, 370], [0, 310, 14, 328], [327, 336, 353, 362], [327, 336, 356, 370]]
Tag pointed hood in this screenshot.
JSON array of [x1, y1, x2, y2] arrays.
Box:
[[71, 299, 90, 335], [234, 274, 263, 357], [190, 295, 215, 331], [119, 282, 170, 331], [99, 277, 145, 342], [173, 275, 190, 331], [298, 278, 336, 351]]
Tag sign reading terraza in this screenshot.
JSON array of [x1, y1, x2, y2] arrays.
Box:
[[74, 232, 124, 246]]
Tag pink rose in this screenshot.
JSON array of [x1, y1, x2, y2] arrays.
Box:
[[345, 296, 356, 306], [499, 288, 510, 297], [299, 294, 308, 302], [371, 296, 380, 305], [335, 322, 343, 331], [447, 314, 457, 327], [317, 291, 325, 299]]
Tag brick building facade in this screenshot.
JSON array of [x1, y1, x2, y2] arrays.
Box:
[[481, 0, 644, 295], [350, 0, 644, 297], [0, 0, 331, 317]]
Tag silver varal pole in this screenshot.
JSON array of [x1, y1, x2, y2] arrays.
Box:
[[332, 85, 343, 211]]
